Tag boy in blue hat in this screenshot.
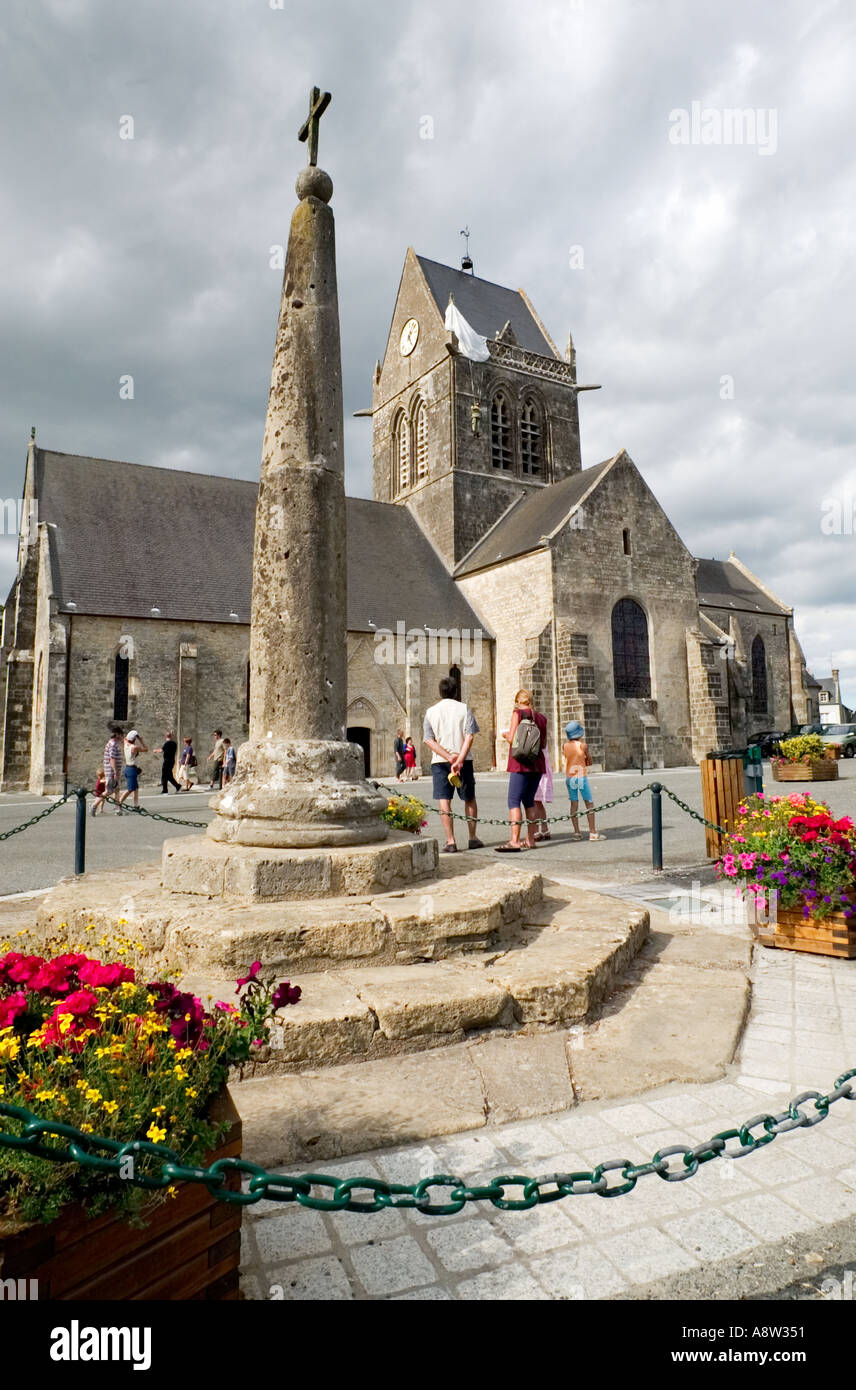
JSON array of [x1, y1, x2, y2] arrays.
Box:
[[563, 720, 606, 841]]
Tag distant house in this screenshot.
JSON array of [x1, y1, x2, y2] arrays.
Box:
[[816, 671, 852, 726]]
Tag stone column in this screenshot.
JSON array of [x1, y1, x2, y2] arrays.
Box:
[[208, 160, 386, 848]]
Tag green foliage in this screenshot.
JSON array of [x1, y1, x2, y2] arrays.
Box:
[[382, 795, 428, 834], [776, 734, 827, 763]]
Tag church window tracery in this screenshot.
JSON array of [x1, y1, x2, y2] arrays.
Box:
[[490, 392, 512, 471], [414, 399, 428, 479], [611, 598, 651, 699], [751, 635, 768, 713], [392, 410, 410, 494], [520, 398, 541, 476]]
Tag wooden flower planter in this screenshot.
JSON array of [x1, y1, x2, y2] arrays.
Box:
[[758, 908, 856, 960], [0, 1088, 242, 1301], [771, 759, 839, 782]]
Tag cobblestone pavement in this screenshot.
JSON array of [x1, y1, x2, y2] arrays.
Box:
[[239, 944, 856, 1300]]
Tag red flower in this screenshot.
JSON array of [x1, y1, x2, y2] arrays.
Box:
[[0, 991, 27, 1028], [55, 989, 100, 1017], [77, 960, 136, 989], [0, 953, 45, 986]]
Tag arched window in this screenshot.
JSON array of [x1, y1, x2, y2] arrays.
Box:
[[392, 411, 410, 495], [612, 598, 651, 698], [113, 652, 129, 721], [413, 399, 428, 480], [490, 392, 512, 470], [752, 635, 767, 713], [520, 399, 541, 476]]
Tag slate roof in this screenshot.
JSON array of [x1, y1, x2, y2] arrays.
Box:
[[455, 457, 616, 576], [33, 449, 484, 633], [416, 256, 556, 357], [695, 558, 790, 616]]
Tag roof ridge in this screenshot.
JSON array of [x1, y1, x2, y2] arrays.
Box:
[[37, 448, 258, 488]]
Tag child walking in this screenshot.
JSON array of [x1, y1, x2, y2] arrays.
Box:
[[563, 720, 606, 841], [90, 766, 107, 816]]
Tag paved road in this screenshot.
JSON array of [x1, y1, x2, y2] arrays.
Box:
[[239, 933, 856, 1302], [1, 762, 854, 897]]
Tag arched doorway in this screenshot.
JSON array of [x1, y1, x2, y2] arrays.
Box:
[[347, 726, 371, 777]]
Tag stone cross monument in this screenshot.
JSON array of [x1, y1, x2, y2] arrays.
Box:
[[208, 89, 387, 849]]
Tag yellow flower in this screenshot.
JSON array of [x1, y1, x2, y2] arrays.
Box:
[[146, 1123, 167, 1143], [185, 1087, 197, 1099], [152, 1104, 166, 1117], [166, 1185, 178, 1199], [85, 1088, 102, 1104], [0, 1033, 20, 1062], [80, 1122, 94, 1134], [173, 1066, 188, 1081], [35, 1088, 56, 1102], [102, 1100, 119, 1115]]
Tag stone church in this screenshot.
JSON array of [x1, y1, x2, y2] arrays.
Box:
[[0, 250, 819, 793]]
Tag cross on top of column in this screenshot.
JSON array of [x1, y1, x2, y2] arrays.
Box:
[[298, 86, 331, 167]]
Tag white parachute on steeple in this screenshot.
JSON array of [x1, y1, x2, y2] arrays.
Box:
[[444, 296, 490, 362]]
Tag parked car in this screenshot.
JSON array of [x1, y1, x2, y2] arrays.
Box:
[[819, 724, 856, 758], [748, 730, 786, 757], [783, 723, 825, 739]]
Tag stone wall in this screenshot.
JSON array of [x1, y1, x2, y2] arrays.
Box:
[[549, 451, 697, 769], [457, 550, 554, 767], [699, 605, 793, 733], [28, 526, 68, 793]]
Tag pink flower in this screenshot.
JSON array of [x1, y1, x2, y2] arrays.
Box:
[[738, 852, 757, 871], [235, 961, 262, 993]]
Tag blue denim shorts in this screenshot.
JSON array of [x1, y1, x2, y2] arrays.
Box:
[[566, 775, 592, 803], [124, 765, 140, 792], [432, 761, 476, 802]]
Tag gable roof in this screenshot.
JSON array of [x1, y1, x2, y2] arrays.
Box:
[[415, 256, 557, 357], [32, 449, 484, 634], [454, 456, 616, 576], [695, 558, 790, 617]]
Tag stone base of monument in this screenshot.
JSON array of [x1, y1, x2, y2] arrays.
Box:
[[37, 846, 650, 1070]]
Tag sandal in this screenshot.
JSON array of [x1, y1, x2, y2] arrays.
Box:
[[494, 843, 523, 852], [533, 831, 551, 842], [589, 832, 606, 841]]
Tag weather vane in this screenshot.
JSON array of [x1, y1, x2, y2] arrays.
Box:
[[460, 227, 473, 273]]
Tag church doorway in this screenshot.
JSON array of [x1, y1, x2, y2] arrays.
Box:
[[347, 726, 372, 777]]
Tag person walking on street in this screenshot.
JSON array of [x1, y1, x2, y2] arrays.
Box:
[[403, 737, 418, 780], [207, 730, 226, 789], [118, 729, 147, 811], [222, 737, 237, 785], [154, 730, 181, 794], [178, 736, 197, 790], [103, 725, 124, 813], [393, 729, 406, 782], [496, 689, 547, 852], [423, 676, 484, 853], [563, 720, 606, 841]]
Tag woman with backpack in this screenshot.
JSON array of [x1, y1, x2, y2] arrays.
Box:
[[495, 689, 547, 853]]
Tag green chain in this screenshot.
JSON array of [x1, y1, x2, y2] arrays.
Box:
[[659, 784, 725, 834], [379, 783, 649, 827], [1, 1070, 852, 1213], [0, 793, 73, 842], [117, 803, 208, 829]]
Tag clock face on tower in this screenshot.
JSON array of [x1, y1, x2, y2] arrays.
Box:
[[399, 317, 419, 356]]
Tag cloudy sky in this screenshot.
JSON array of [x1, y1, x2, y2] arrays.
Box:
[[2, 0, 854, 703]]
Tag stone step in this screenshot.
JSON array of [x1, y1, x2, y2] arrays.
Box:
[[182, 888, 649, 1071], [38, 860, 544, 975]]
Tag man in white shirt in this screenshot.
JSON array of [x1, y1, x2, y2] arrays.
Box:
[[423, 677, 484, 853]]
